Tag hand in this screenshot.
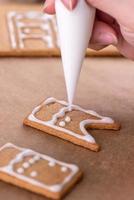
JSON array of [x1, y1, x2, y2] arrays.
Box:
[[44, 0, 134, 59]]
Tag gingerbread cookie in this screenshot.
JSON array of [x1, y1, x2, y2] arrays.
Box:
[[0, 143, 82, 199], [0, 4, 120, 57], [7, 11, 59, 52], [0, 4, 60, 56], [24, 97, 120, 152]]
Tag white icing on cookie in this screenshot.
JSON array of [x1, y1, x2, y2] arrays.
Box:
[[17, 168, 24, 174], [59, 121, 66, 127], [48, 161, 56, 167], [29, 158, 35, 164], [65, 116, 71, 123], [30, 171, 38, 177], [7, 12, 17, 49], [61, 166, 68, 172], [23, 28, 31, 34], [33, 155, 40, 161], [0, 143, 79, 193], [28, 97, 114, 144], [7, 11, 59, 49], [23, 162, 30, 169]]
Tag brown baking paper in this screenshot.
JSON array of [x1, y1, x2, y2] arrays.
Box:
[[0, 56, 133, 199]]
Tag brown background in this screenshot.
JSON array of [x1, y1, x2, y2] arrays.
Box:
[[0, 57, 134, 200]]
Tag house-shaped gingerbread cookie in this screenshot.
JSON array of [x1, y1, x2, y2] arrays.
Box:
[[24, 97, 120, 152]]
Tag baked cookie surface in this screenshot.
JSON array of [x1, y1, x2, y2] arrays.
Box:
[[24, 97, 120, 152]]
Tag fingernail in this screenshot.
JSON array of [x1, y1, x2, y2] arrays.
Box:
[[97, 33, 118, 45], [43, 1, 50, 11], [69, 0, 73, 10], [43, 4, 48, 11], [62, 0, 77, 10]]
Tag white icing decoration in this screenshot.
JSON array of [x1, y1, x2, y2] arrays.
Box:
[[30, 171, 37, 177], [28, 97, 114, 144], [65, 116, 71, 123], [23, 162, 30, 169], [7, 11, 59, 49], [48, 161, 56, 167], [0, 143, 79, 193], [59, 121, 66, 127], [29, 158, 35, 164], [7, 12, 17, 49], [23, 28, 31, 34], [61, 167, 68, 172], [17, 168, 24, 174], [33, 155, 40, 161]]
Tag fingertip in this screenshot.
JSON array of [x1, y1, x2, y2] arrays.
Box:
[[62, 0, 78, 10], [43, 0, 56, 14], [89, 43, 107, 51], [90, 20, 118, 45], [43, 7, 56, 14]]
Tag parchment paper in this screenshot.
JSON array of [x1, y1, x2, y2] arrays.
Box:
[[0, 57, 134, 200]]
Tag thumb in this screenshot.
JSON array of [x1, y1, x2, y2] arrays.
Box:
[[87, 0, 132, 26]]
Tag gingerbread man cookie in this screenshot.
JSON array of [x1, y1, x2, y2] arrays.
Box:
[[24, 97, 120, 152], [0, 143, 82, 199]]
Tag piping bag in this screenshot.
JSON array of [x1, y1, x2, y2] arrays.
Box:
[[55, 0, 95, 105]]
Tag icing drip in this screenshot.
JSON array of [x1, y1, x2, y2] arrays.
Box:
[[0, 143, 79, 193], [7, 11, 59, 49], [28, 97, 114, 144]]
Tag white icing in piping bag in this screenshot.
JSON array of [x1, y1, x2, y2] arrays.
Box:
[[55, 0, 95, 105]]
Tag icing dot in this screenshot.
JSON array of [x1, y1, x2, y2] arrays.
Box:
[[29, 158, 35, 164], [33, 155, 40, 161], [61, 166, 68, 172], [48, 161, 55, 167], [59, 121, 66, 127], [17, 168, 24, 174], [23, 162, 30, 169], [65, 116, 71, 123], [30, 171, 38, 177], [23, 28, 31, 34]]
